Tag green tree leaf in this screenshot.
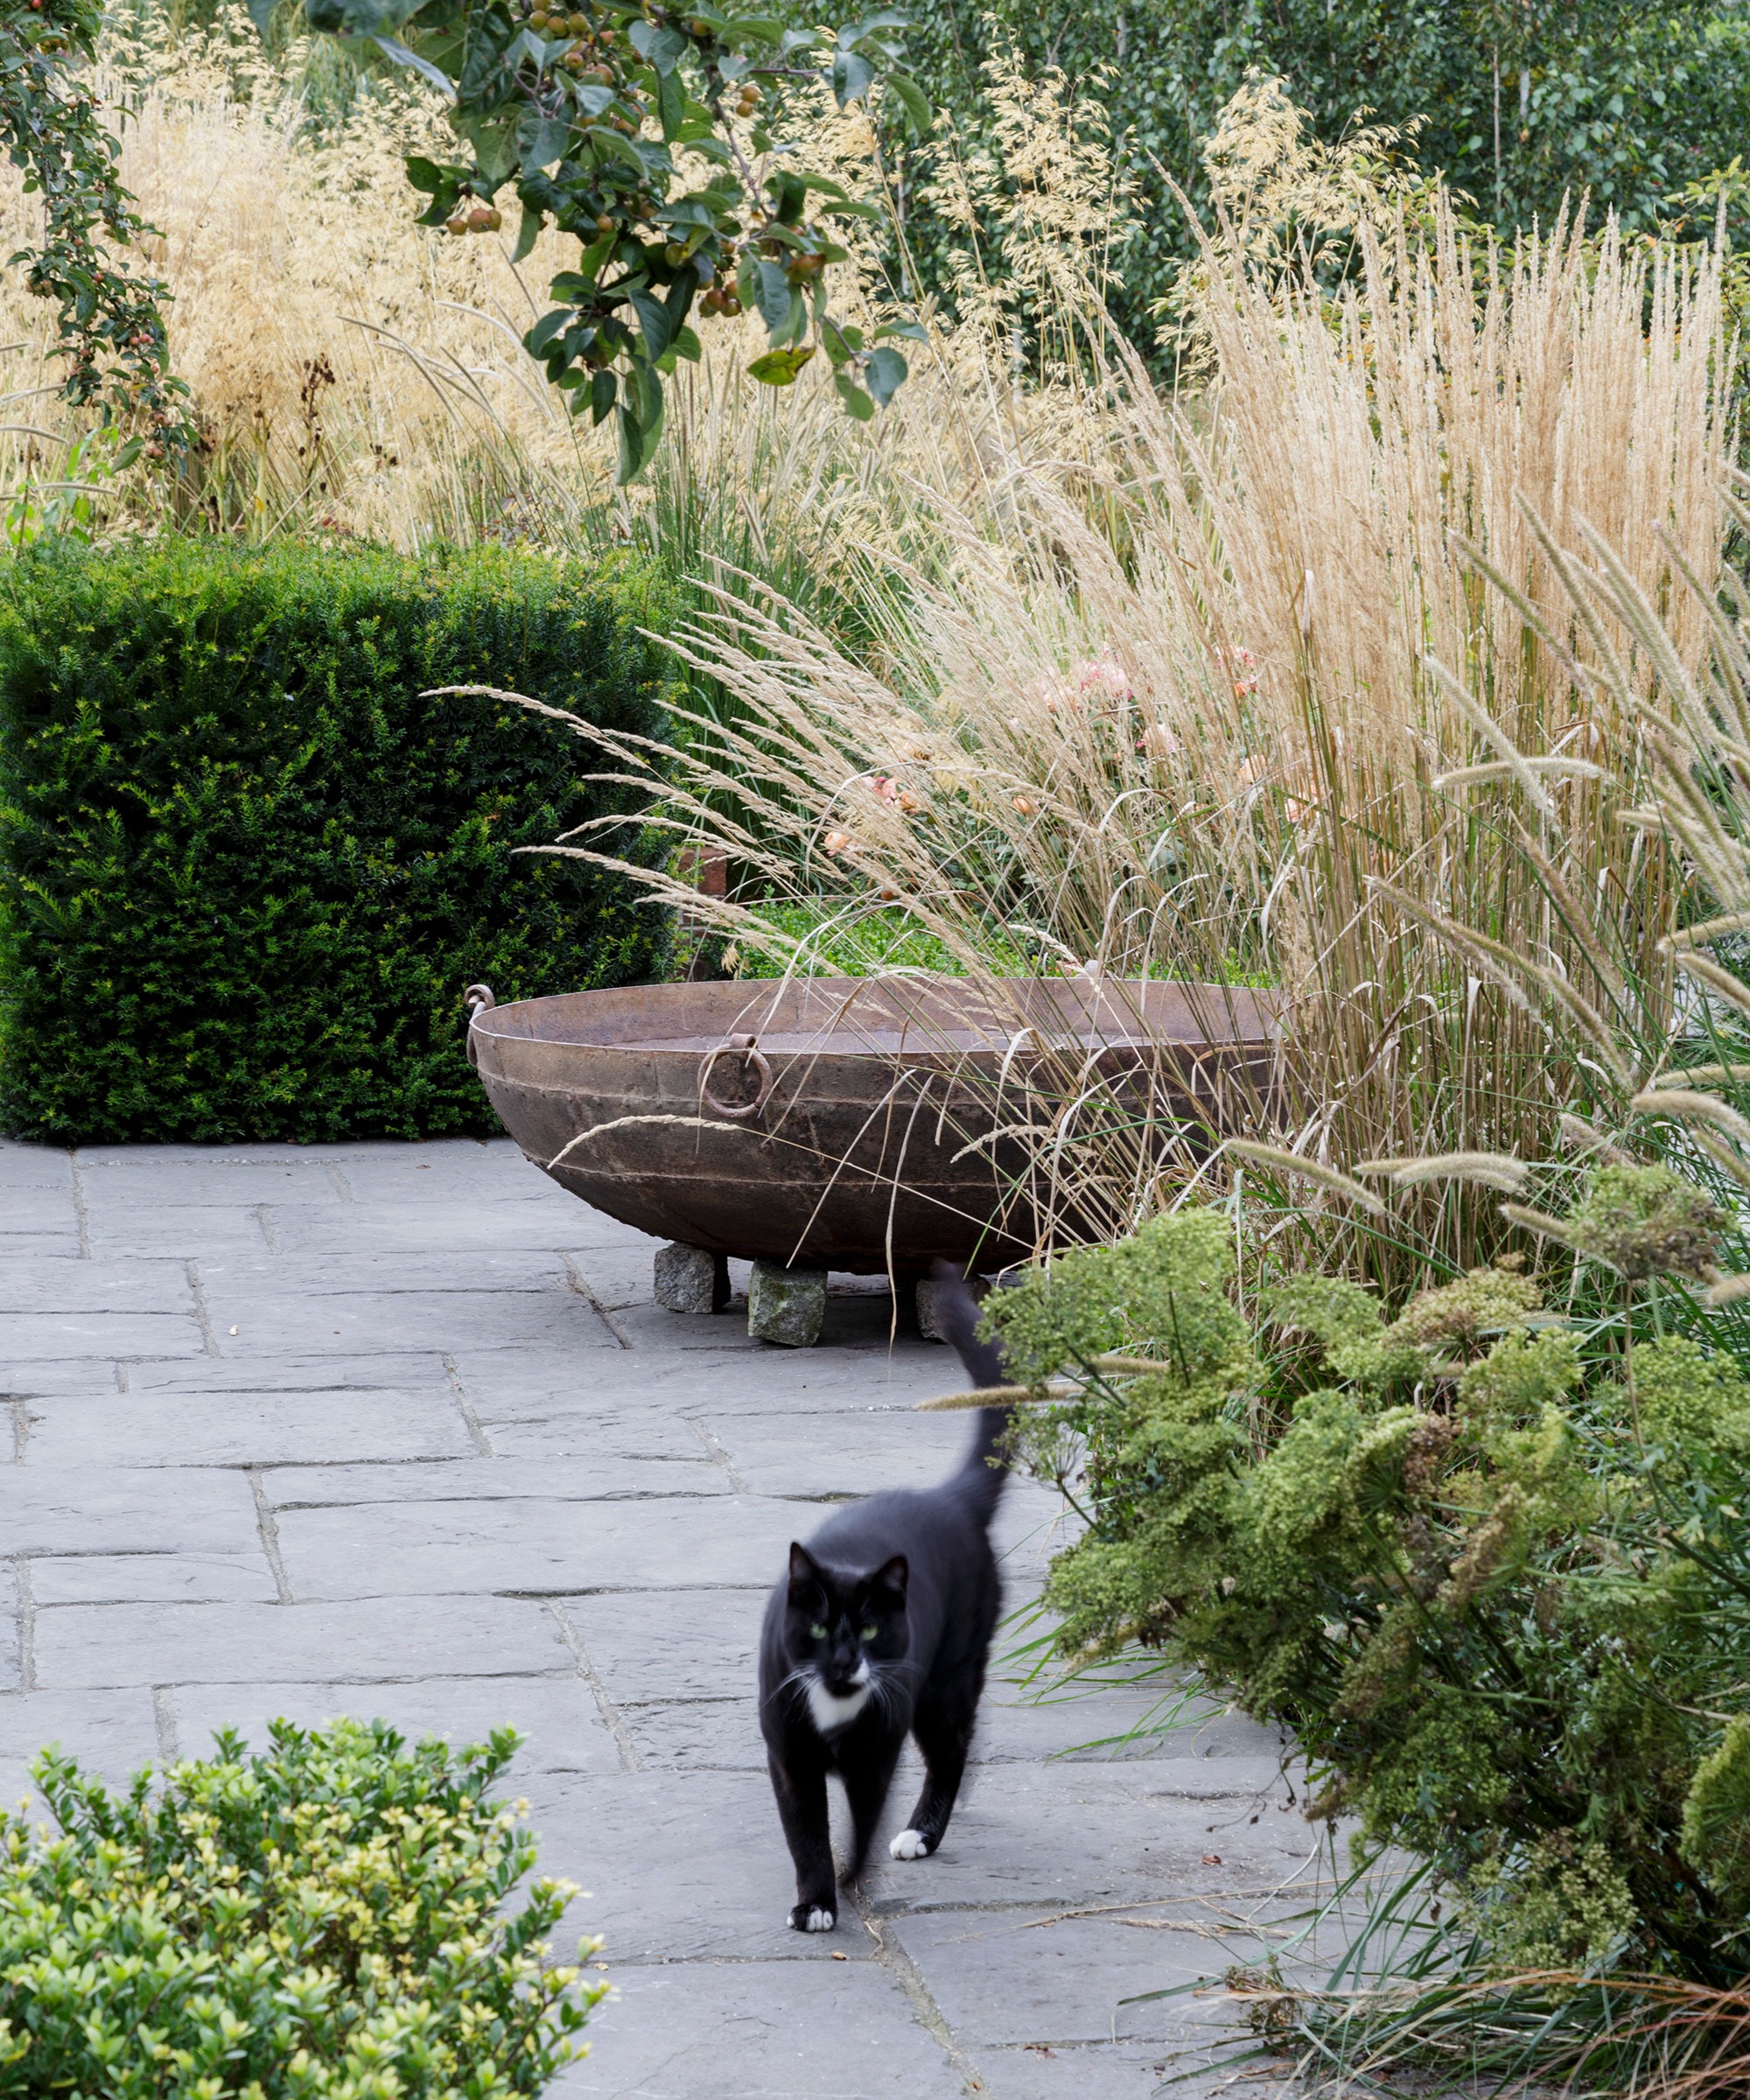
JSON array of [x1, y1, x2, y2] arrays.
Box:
[[749, 345, 817, 384], [831, 49, 874, 106], [884, 69, 930, 131], [864, 344, 907, 404], [834, 371, 874, 417]]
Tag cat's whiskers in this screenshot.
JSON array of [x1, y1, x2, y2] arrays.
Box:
[[761, 1665, 816, 1712], [864, 1670, 902, 1726]]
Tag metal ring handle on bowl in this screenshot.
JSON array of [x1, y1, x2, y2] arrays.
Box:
[[462, 983, 495, 1070], [699, 1031, 775, 1120]]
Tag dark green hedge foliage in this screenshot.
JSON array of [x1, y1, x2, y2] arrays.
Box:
[[0, 538, 675, 1144]]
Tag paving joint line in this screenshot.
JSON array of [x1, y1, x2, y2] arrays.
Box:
[[843, 1871, 986, 2095], [68, 1150, 90, 1258], [560, 1255, 633, 1349], [8, 1396, 26, 1464], [545, 1600, 642, 1770], [13, 1558, 35, 1693], [152, 1686, 179, 1764], [686, 1418, 748, 1494], [254, 1205, 281, 1255], [247, 1468, 295, 1604], [326, 1163, 355, 1202], [442, 1354, 494, 1457], [186, 1261, 222, 1358], [495, 1582, 767, 1600]]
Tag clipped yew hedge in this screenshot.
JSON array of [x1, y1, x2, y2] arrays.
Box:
[[0, 538, 675, 1144]]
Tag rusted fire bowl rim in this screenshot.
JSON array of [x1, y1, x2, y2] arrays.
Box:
[[465, 975, 1277, 1273]]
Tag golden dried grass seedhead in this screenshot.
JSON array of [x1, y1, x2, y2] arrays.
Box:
[[572, 86, 1726, 1279]]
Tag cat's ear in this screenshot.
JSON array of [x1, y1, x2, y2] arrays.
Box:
[[870, 1553, 909, 1603], [788, 1542, 823, 1597]]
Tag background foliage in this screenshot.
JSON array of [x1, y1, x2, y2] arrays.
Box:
[[0, 538, 674, 1144], [872, 0, 1750, 352]]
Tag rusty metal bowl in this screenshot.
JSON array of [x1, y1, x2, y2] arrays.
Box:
[[465, 975, 1275, 1274]]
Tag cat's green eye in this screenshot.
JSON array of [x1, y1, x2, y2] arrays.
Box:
[[860, 1623, 878, 1642], [808, 1622, 828, 1640]]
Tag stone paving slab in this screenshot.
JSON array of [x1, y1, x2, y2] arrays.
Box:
[[0, 1561, 18, 1695], [30, 1551, 281, 1607], [69, 1147, 348, 1207], [559, 1960, 967, 2099], [0, 1686, 164, 1800], [1, 1134, 1305, 2098], [2, 1256, 201, 1315], [7, 1311, 209, 1359], [886, 1908, 1258, 2049], [166, 1675, 625, 1782], [270, 1494, 792, 1597], [4, 1356, 135, 1399], [5, 1465, 262, 1558], [262, 1455, 733, 1507], [81, 1205, 288, 1261], [24, 1387, 482, 1470], [31, 1593, 574, 1688], [263, 1200, 643, 1258]]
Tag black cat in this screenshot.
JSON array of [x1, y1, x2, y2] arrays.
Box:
[[758, 1264, 1011, 1932]]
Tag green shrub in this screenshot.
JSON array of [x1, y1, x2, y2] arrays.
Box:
[[0, 1718, 606, 2098], [990, 1179, 1750, 1984], [0, 538, 675, 1144], [726, 899, 1037, 979]]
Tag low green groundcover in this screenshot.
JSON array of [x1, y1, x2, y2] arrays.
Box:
[[0, 1718, 604, 2098], [726, 899, 1034, 978], [0, 538, 675, 1144]]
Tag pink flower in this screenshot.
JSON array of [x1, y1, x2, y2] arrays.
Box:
[[869, 774, 900, 803], [1074, 651, 1132, 702], [1136, 723, 1180, 758], [1228, 648, 1259, 696]]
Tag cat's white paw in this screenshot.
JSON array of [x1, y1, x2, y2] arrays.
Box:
[[788, 1904, 835, 1931], [889, 1829, 933, 1861], [806, 1906, 836, 1931]]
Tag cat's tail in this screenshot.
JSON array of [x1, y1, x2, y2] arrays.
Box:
[[930, 1260, 1012, 1523]]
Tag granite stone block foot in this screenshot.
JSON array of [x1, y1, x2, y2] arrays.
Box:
[[746, 1260, 825, 1347], [915, 1273, 987, 1342], [654, 1242, 730, 1313]]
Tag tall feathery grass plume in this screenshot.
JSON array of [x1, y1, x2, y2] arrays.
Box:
[[519, 74, 1732, 1288]]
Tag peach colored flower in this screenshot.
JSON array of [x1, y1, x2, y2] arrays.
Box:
[[823, 830, 854, 856], [1012, 794, 1036, 816], [1074, 651, 1132, 702], [869, 774, 900, 803], [1136, 723, 1180, 758]]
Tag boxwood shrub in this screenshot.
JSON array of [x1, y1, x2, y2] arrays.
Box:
[[0, 537, 675, 1144], [0, 1718, 606, 2097]]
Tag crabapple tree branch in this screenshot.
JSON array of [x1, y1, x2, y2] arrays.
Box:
[[0, 0, 186, 452], [304, 0, 930, 480]]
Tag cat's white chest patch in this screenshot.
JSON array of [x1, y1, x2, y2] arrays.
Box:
[[806, 1666, 871, 1734]]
